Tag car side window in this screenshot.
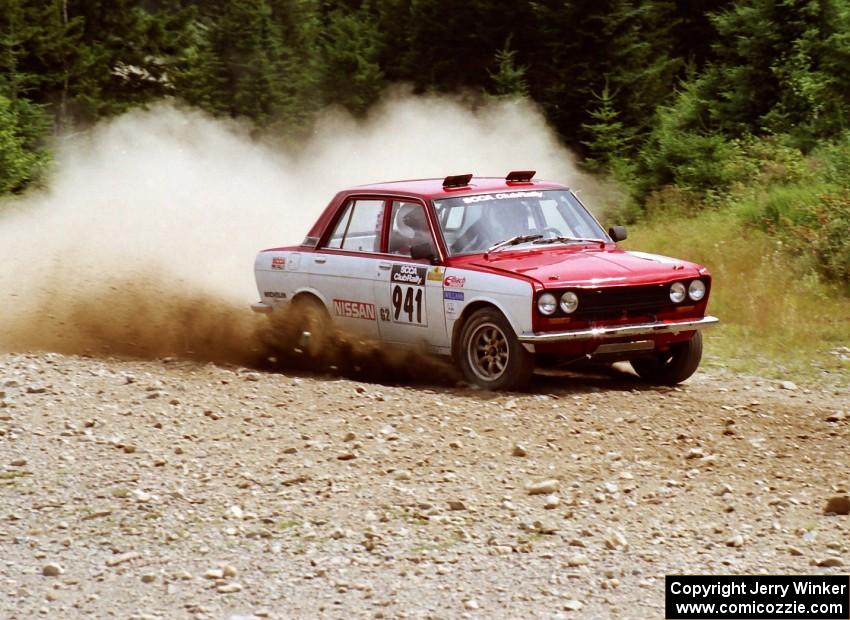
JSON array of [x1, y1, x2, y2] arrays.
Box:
[[325, 199, 385, 252], [388, 201, 436, 256]]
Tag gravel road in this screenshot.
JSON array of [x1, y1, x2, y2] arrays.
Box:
[[1, 352, 847, 619]]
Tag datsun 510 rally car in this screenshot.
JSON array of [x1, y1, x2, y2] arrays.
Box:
[[252, 172, 718, 390]]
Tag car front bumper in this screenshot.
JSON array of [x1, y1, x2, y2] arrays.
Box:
[[519, 315, 719, 348]]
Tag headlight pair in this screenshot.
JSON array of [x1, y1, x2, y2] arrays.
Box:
[[670, 279, 706, 303], [537, 291, 579, 315]]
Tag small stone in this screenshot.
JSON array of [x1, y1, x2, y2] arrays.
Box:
[[566, 553, 589, 567], [779, 380, 798, 391], [141, 573, 156, 583], [685, 447, 704, 460], [825, 411, 845, 422], [511, 444, 528, 457], [533, 520, 558, 535], [42, 563, 63, 577], [563, 599, 583, 611], [448, 500, 466, 511], [122, 444, 137, 454], [714, 483, 733, 496], [527, 479, 559, 495], [229, 505, 244, 519], [788, 546, 804, 556], [824, 496, 850, 515], [725, 534, 744, 548], [205, 569, 224, 580], [604, 530, 628, 550], [337, 452, 356, 461], [464, 599, 479, 610], [604, 482, 619, 494], [543, 495, 560, 510], [217, 583, 243, 593], [815, 557, 844, 567], [106, 551, 140, 567], [448, 440, 462, 449], [9, 457, 27, 467], [394, 469, 411, 481], [343, 431, 356, 442], [222, 565, 238, 578], [26, 385, 47, 394], [244, 373, 261, 382]]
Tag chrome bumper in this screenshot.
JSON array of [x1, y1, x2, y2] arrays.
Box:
[[251, 302, 273, 314], [519, 315, 719, 344]]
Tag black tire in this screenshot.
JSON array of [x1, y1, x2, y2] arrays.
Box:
[[630, 331, 703, 385], [457, 307, 534, 390]]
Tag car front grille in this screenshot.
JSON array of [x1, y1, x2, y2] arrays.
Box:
[[572, 283, 674, 320]]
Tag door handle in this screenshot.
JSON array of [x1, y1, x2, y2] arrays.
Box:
[[378, 262, 391, 270], [314, 257, 327, 264]]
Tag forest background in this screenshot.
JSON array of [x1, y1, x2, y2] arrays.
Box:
[[1, 0, 848, 379]]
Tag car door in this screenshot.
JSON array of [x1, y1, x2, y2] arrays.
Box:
[[307, 197, 387, 338], [374, 200, 449, 351]]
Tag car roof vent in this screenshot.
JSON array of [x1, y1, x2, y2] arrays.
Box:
[[506, 170, 536, 183], [442, 173, 473, 189]]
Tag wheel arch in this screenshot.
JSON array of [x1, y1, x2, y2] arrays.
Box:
[[290, 288, 331, 316], [451, 299, 520, 361]]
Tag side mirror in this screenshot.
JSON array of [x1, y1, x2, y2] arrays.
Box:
[[410, 242, 438, 263], [608, 225, 627, 242]]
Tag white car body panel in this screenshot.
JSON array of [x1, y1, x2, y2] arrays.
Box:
[[254, 251, 535, 355]]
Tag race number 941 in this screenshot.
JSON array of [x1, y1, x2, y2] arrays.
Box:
[[392, 285, 423, 324], [390, 264, 427, 326]]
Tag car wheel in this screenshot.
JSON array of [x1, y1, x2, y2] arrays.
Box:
[[261, 294, 330, 363], [457, 307, 534, 390], [630, 331, 703, 385]]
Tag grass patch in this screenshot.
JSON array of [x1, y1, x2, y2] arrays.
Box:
[[277, 518, 300, 530], [625, 208, 850, 383]]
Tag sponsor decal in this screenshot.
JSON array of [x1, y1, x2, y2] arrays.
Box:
[[626, 251, 681, 265], [379, 307, 390, 322], [444, 290, 464, 301], [426, 266, 445, 282], [391, 264, 426, 286], [333, 299, 376, 321], [271, 256, 286, 270], [461, 191, 543, 204], [264, 291, 287, 299], [444, 300, 459, 315], [443, 275, 466, 288], [302, 236, 319, 247], [390, 264, 427, 326]]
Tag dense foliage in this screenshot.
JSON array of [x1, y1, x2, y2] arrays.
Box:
[[2, 0, 849, 284]]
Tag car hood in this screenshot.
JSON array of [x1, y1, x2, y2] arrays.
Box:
[[463, 247, 703, 287]]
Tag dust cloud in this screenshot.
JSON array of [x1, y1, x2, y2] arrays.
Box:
[[0, 91, 606, 379]]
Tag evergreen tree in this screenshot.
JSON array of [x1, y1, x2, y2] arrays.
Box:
[[488, 37, 529, 98], [317, 5, 385, 114], [581, 81, 632, 170]]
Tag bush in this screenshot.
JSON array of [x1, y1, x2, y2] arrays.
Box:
[[0, 92, 49, 195]]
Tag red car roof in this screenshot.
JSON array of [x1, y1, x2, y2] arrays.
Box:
[[352, 177, 568, 200]]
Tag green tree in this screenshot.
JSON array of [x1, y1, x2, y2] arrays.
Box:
[[0, 89, 49, 194], [580, 81, 632, 171], [317, 5, 385, 114], [488, 37, 529, 98]]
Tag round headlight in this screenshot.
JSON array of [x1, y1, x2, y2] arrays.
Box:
[[560, 291, 579, 314], [537, 293, 557, 315], [688, 279, 706, 301], [669, 281, 687, 303]]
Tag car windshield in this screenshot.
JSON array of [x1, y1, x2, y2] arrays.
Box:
[[434, 190, 607, 256]]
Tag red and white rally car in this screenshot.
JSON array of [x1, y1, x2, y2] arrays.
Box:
[[253, 172, 718, 389]]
